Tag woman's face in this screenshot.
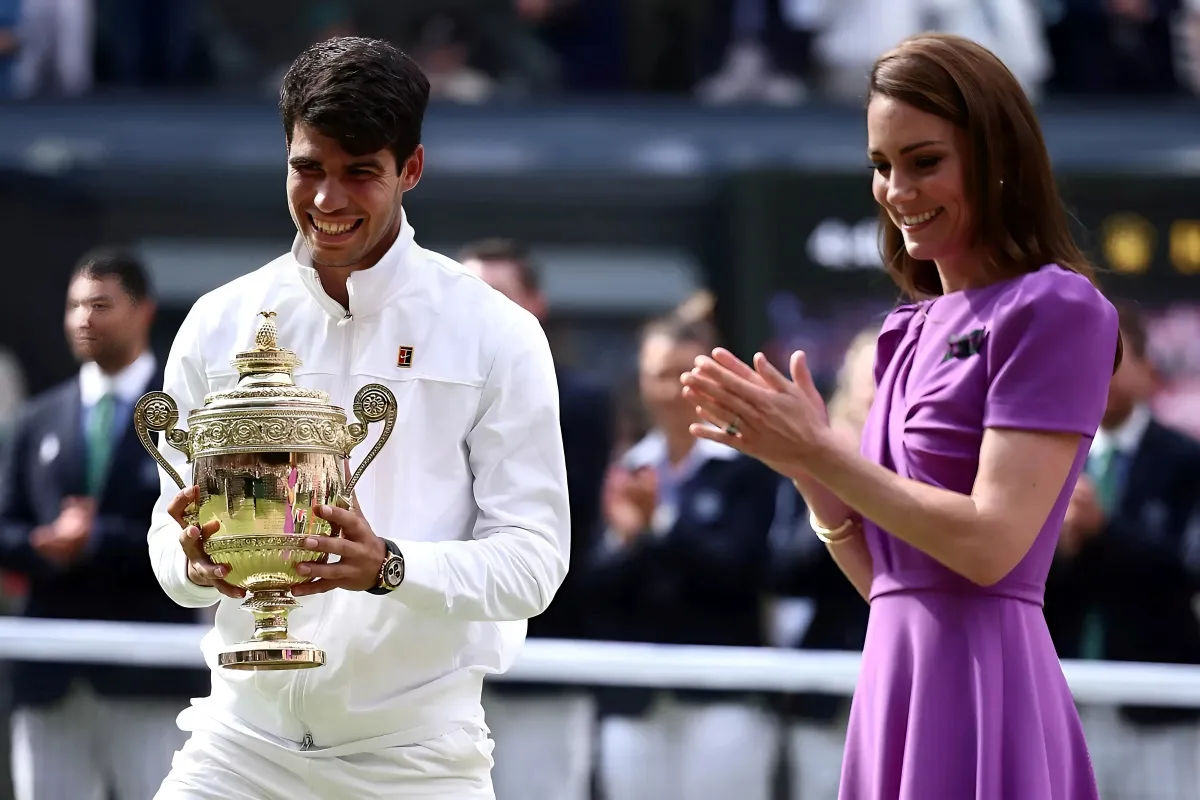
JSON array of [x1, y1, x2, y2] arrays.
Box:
[[639, 334, 707, 432], [867, 95, 978, 288]]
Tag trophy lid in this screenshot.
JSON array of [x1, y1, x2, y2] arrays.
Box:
[[199, 310, 335, 410]]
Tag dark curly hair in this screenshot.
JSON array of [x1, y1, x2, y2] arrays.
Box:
[[279, 36, 431, 164]]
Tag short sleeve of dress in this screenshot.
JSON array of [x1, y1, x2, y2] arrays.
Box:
[[983, 267, 1119, 436]]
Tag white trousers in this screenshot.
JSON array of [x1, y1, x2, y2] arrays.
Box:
[[598, 694, 778, 800], [13, 0, 93, 98], [482, 688, 594, 800], [11, 682, 188, 800], [786, 720, 847, 800], [1080, 705, 1200, 800], [154, 722, 497, 800]]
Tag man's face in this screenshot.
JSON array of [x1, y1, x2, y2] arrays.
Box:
[[464, 258, 546, 320], [286, 123, 423, 271], [64, 275, 150, 368], [1103, 329, 1157, 429]]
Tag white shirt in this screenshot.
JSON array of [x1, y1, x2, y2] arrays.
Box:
[[147, 211, 570, 755], [80, 350, 156, 407], [1091, 402, 1152, 463], [79, 351, 156, 439]]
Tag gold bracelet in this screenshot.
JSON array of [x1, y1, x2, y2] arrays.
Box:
[[809, 510, 859, 544]]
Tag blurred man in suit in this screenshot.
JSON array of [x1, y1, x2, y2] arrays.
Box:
[[0, 247, 208, 800], [1047, 299, 1200, 800], [461, 238, 613, 800]]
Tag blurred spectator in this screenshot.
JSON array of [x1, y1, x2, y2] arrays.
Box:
[[811, 0, 1050, 103], [766, 324, 874, 800], [529, 0, 626, 93], [412, 14, 496, 104], [625, 0, 717, 93], [1046, 299, 1200, 799], [462, 239, 613, 800], [392, 1, 563, 98], [696, 0, 811, 106], [262, 1, 360, 95], [1181, 0, 1200, 92], [13, 0, 93, 98], [586, 307, 779, 800], [1045, 0, 1188, 95], [97, 0, 205, 88], [0, 247, 208, 800], [0, 348, 26, 449], [0, 0, 17, 98]]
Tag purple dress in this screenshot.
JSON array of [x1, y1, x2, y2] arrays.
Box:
[[839, 265, 1118, 799]]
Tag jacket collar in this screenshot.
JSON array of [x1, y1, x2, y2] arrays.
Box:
[[624, 429, 740, 471], [291, 208, 419, 321], [1092, 402, 1152, 459], [79, 350, 157, 408]]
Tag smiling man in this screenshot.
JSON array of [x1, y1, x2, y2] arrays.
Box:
[[147, 37, 570, 800]]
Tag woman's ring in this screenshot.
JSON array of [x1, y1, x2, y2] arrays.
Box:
[[725, 416, 741, 436]]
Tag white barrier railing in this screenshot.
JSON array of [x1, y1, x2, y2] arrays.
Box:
[[0, 617, 1197, 707]]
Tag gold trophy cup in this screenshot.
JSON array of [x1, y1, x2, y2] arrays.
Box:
[[133, 310, 397, 670]]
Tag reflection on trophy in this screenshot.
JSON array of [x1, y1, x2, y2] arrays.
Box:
[[133, 311, 397, 670]]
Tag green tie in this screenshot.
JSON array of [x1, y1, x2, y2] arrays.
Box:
[[1079, 445, 1123, 660], [86, 392, 116, 496]]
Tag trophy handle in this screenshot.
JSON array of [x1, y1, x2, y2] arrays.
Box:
[[344, 384, 398, 497], [133, 391, 193, 492]]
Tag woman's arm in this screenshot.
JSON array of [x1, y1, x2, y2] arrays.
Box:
[[821, 525, 874, 601], [790, 424, 874, 600], [793, 425, 1082, 587]]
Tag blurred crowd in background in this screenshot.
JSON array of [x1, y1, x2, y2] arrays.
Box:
[[0, 0, 1197, 103], [0, 2, 1197, 800]]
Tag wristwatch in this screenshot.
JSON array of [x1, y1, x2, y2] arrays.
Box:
[[368, 539, 405, 596]]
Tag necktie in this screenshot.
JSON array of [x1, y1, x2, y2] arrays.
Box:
[[86, 392, 116, 496], [1078, 444, 1125, 660], [1090, 445, 1125, 518]]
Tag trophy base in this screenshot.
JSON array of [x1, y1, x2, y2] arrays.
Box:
[[218, 640, 326, 671]]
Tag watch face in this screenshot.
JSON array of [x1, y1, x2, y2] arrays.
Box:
[[383, 556, 404, 588]]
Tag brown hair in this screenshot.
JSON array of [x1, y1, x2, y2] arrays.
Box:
[[457, 237, 540, 294], [640, 290, 720, 350], [868, 34, 1095, 300]]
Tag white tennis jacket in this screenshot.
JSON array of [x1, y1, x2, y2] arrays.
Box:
[[146, 212, 570, 756]]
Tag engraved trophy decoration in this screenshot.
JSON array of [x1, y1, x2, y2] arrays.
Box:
[[133, 311, 397, 670]]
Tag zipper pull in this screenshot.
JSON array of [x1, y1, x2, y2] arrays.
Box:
[[300, 731, 314, 751]]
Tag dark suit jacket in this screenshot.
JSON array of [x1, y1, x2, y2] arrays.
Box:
[[490, 364, 612, 698], [1046, 419, 1200, 726], [0, 363, 210, 708], [584, 437, 778, 717], [766, 477, 869, 723]]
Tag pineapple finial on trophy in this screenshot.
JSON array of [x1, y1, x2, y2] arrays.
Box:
[[254, 310, 279, 351]]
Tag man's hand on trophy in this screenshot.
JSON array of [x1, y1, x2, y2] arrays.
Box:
[[293, 502, 388, 595], [167, 487, 245, 598]]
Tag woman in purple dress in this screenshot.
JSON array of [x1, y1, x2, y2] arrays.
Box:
[[681, 34, 1119, 800]]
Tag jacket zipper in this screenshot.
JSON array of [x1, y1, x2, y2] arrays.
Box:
[[293, 288, 356, 753]]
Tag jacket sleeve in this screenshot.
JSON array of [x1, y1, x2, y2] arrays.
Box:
[[387, 309, 570, 621], [0, 409, 61, 577], [146, 304, 222, 608]]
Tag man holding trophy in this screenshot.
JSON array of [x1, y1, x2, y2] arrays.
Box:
[[140, 36, 570, 799]]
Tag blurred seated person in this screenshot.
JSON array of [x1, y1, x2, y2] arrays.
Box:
[[585, 308, 780, 800], [1046, 299, 1200, 799], [766, 324, 875, 800]]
